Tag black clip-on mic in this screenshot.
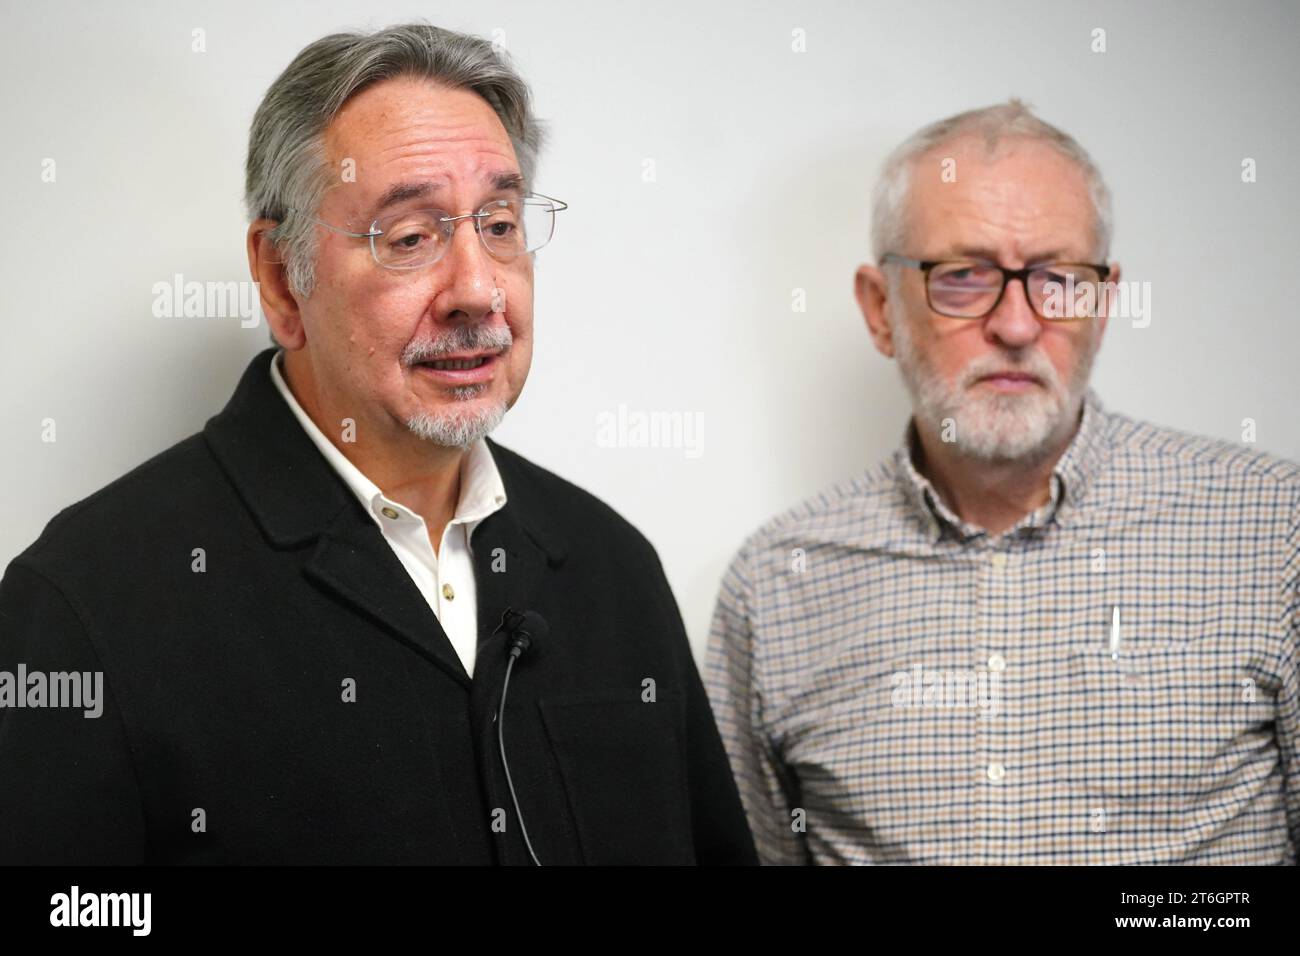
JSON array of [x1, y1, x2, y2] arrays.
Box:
[[493, 608, 547, 866]]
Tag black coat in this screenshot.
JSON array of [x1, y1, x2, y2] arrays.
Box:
[[0, 349, 757, 865]]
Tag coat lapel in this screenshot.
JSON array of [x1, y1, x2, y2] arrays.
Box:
[[304, 510, 472, 686], [467, 441, 573, 864], [471, 500, 555, 655], [469, 441, 568, 678], [204, 348, 470, 688]]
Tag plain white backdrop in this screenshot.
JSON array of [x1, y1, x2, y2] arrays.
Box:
[[3, 0, 1298, 658]]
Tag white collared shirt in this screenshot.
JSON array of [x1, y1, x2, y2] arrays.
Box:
[[269, 350, 507, 676]]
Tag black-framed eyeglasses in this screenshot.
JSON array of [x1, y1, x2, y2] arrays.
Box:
[[296, 193, 568, 270], [881, 253, 1111, 320]]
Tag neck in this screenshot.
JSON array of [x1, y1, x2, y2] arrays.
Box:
[[911, 405, 1082, 536], [282, 349, 464, 553]]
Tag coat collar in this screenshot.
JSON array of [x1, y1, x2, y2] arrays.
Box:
[[267, 348, 508, 535], [203, 348, 355, 548], [203, 348, 567, 687]]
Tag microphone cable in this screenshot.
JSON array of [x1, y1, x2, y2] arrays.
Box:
[[497, 614, 542, 866]]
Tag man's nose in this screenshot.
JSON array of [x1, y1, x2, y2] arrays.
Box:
[[436, 218, 499, 322], [983, 276, 1041, 349]]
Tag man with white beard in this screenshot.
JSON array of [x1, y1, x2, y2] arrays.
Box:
[[706, 100, 1300, 865]]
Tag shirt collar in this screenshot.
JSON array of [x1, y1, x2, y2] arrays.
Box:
[[892, 387, 1112, 543], [268, 349, 507, 536]]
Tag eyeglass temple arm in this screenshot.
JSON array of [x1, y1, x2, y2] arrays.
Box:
[[306, 215, 378, 239], [527, 192, 568, 211]]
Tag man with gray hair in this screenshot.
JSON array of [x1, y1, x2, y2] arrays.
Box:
[[706, 100, 1300, 864], [0, 23, 756, 865]]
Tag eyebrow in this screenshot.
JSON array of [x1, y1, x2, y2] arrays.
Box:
[[369, 172, 525, 217], [946, 246, 1080, 265]]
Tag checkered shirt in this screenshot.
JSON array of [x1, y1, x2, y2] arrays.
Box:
[[705, 389, 1300, 864]]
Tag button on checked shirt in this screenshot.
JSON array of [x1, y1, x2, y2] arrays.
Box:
[[270, 350, 506, 676], [706, 388, 1300, 864]]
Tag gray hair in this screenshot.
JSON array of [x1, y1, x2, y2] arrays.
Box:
[[870, 99, 1113, 267], [245, 21, 546, 334]]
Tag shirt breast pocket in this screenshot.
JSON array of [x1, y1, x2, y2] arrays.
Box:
[[1063, 627, 1212, 801], [537, 690, 693, 865]]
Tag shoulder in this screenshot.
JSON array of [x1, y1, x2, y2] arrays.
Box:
[[486, 439, 663, 564], [1102, 405, 1300, 502], [8, 431, 221, 584], [723, 459, 903, 589]]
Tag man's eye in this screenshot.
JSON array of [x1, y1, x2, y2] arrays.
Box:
[[486, 221, 515, 238], [390, 231, 429, 249], [938, 268, 990, 286]]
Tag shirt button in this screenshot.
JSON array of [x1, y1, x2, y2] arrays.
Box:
[[990, 552, 1007, 569], [987, 763, 1006, 782], [988, 654, 1006, 672], [442, 583, 455, 601], [380, 506, 399, 520]]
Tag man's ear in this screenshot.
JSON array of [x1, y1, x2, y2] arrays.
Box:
[[247, 219, 306, 350], [855, 263, 896, 358]]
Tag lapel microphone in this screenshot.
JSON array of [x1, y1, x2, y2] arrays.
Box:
[[494, 608, 549, 866], [499, 608, 547, 659]]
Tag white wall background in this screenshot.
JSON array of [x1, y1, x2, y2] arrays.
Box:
[[3, 0, 1298, 658]]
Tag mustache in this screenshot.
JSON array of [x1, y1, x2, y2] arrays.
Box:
[[401, 324, 513, 365], [959, 349, 1061, 390]]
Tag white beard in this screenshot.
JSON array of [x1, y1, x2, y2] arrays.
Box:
[[889, 302, 1099, 462], [401, 325, 513, 448], [406, 384, 507, 449]]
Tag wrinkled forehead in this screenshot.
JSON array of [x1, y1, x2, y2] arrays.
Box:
[[321, 77, 521, 217], [905, 135, 1096, 260]]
